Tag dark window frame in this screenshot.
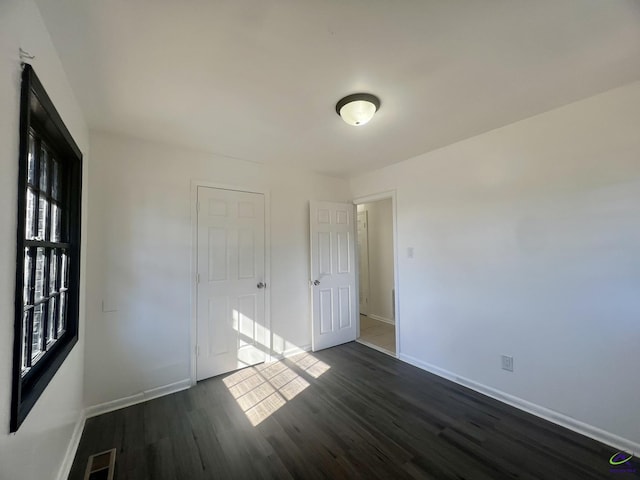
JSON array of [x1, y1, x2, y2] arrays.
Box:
[[11, 64, 83, 432]]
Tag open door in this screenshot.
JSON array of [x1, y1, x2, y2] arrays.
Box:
[[310, 201, 357, 351]]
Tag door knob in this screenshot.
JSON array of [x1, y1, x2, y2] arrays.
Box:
[[313, 280, 320, 286], [257, 282, 266, 289]]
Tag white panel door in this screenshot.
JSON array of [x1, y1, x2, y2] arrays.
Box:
[[197, 187, 266, 381], [310, 201, 357, 351]]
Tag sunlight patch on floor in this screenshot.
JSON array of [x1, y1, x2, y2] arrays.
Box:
[[223, 353, 329, 426], [288, 353, 331, 378]]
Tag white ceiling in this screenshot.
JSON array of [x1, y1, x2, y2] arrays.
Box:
[[36, 0, 640, 177]]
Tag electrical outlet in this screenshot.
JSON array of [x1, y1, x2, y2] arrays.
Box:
[[501, 355, 514, 372]]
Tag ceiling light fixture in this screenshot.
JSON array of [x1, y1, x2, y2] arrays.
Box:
[[335, 93, 380, 126]]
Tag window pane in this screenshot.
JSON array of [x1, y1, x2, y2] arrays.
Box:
[[61, 252, 69, 289], [47, 297, 57, 344], [51, 203, 61, 242], [27, 134, 36, 185], [39, 146, 49, 192], [22, 310, 30, 372], [32, 304, 44, 362], [51, 159, 61, 200], [49, 250, 59, 293], [58, 291, 67, 335], [37, 195, 49, 240], [23, 248, 33, 305], [25, 187, 37, 239], [34, 248, 46, 301]]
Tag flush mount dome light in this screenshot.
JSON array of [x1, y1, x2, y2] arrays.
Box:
[[336, 93, 380, 126]]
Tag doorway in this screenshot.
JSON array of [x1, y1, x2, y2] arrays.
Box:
[[355, 195, 397, 355]]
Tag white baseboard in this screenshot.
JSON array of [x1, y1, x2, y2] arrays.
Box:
[[270, 344, 312, 361], [56, 409, 87, 480], [399, 353, 640, 456], [85, 378, 191, 419], [366, 314, 395, 325]]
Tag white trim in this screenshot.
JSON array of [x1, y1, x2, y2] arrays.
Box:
[[353, 190, 400, 356], [366, 313, 395, 325], [356, 339, 397, 358], [270, 344, 312, 361], [190, 180, 272, 383], [399, 353, 640, 456], [354, 205, 361, 339], [282, 344, 311, 358], [85, 379, 191, 419], [353, 191, 397, 205], [190, 181, 198, 385], [263, 191, 272, 362], [56, 410, 87, 480]]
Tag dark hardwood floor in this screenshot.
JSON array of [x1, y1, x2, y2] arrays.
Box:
[[69, 343, 637, 479]]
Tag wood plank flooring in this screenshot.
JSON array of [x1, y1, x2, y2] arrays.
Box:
[[68, 343, 637, 479]]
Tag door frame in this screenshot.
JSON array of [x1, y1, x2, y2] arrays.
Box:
[[189, 180, 271, 386], [353, 190, 400, 356]]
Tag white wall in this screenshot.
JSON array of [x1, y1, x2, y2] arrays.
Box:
[[0, 1, 89, 479], [85, 131, 350, 407], [358, 200, 395, 323], [350, 82, 640, 447]]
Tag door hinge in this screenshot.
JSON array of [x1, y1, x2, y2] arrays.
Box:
[[196, 273, 200, 283], [196, 345, 200, 356]]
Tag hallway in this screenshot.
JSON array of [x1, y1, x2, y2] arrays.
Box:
[[358, 315, 395, 354]]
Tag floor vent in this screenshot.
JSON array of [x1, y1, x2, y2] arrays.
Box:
[[83, 448, 116, 480]]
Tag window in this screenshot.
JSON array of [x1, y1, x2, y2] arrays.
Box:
[[11, 65, 83, 432]]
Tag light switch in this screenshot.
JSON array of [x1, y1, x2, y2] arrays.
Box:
[[102, 299, 118, 313], [407, 247, 414, 258]]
